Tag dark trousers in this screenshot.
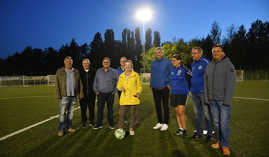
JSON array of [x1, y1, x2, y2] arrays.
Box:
[[96, 92, 115, 126], [79, 94, 96, 125], [152, 87, 170, 124]]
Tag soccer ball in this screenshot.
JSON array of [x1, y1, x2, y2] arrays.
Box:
[[114, 128, 125, 140]]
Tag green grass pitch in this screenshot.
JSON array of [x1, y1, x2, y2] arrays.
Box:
[[0, 81, 269, 157]]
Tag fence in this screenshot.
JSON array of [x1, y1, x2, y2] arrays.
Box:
[[0, 75, 56, 87], [0, 70, 268, 87]]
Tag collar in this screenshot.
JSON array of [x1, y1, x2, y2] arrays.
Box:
[[65, 68, 74, 73]]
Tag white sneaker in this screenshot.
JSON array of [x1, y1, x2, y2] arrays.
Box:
[[129, 128, 135, 136], [153, 123, 163, 130], [160, 124, 168, 131]]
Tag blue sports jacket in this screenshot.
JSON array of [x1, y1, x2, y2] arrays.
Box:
[[150, 58, 172, 88], [190, 57, 209, 94], [169, 66, 190, 95]]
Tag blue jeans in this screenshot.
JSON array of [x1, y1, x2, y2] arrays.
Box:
[[96, 92, 114, 126], [192, 93, 213, 136], [58, 97, 76, 131], [210, 100, 231, 147]]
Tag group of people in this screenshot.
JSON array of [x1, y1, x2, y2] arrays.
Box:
[[55, 44, 236, 156]]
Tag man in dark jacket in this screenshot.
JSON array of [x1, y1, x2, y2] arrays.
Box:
[[204, 45, 236, 156], [79, 58, 96, 127]]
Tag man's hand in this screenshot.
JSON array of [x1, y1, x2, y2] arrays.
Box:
[[96, 92, 100, 96]]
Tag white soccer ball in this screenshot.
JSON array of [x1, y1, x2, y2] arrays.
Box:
[[114, 128, 125, 140]]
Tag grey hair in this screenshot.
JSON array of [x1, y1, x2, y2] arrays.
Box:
[[192, 47, 203, 54], [64, 56, 73, 62], [82, 58, 90, 63], [125, 60, 133, 68], [155, 47, 163, 52]]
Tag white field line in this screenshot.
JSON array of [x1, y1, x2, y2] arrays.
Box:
[[0, 95, 53, 100], [0, 107, 80, 141], [234, 96, 269, 102]]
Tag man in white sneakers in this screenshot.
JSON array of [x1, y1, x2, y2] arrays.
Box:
[[150, 47, 172, 131]]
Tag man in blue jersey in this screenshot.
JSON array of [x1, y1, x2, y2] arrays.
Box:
[[190, 47, 213, 142], [151, 47, 171, 131]]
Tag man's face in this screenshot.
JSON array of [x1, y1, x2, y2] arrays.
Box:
[[192, 49, 202, 61], [155, 49, 163, 60], [103, 59, 110, 68], [64, 59, 72, 69], [212, 47, 224, 61], [120, 58, 127, 67], [82, 60, 90, 70]]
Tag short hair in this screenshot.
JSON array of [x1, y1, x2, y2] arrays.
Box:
[[212, 44, 224, 51], [125, 60, 133, 68], [192, 47, 203, 54], [172, 54, 182, 60], [82, 58, 90, 63], [155, 47, 163, 52], [64, 56, 73, 62], [120, 56, 127, 60], [102, 57, 111, 62]]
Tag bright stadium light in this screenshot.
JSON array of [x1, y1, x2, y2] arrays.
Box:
[[136, 7, 152, 22]]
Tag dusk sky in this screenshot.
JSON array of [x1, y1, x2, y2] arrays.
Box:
[[0, 0, 268, 59]]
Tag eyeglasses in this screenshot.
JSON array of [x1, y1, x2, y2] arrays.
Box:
[[103, 62, 110, 63]]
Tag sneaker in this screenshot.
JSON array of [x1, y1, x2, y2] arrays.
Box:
[[93, 124, 103, 130], [82, 123, 86, 128], [153, 123, 163, 130], [58, 131, 64, 137], [176, 128, 184, 135], [89, 123, 94, 127], [109, 126, 115, 130], [191, 132, 202, 139], [68, 128, 76, 133], [129, 128, 135, 136], [211, 141, 220, 149], [222, 146, 231, 156], [160, 124, 168, 131]]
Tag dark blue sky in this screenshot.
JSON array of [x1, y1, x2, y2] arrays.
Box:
[[0, 0, 268, 59]]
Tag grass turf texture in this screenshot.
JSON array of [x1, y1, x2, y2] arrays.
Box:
[[0, 81, 269, 157]]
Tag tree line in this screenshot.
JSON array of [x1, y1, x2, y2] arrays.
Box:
[[0, 19, 268, 76]]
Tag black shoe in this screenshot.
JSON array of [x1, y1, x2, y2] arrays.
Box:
[[183, 130, 187, 138], [176, 128, 184, 136], [82, 123, 86, 128], [191, 132, 202, 139], [206, 135, 212, 142], [93, 124, 103, 130]]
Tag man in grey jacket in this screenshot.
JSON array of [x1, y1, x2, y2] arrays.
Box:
[[204, 45, 236, 156], [93, 57, 118, 130]]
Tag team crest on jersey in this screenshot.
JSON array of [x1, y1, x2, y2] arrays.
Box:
[[177, 70, 182, 76], [198, 65, 202, 70]]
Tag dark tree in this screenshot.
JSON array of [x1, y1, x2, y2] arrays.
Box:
[[153, 31, 161, 47], [145, 28, 152, 52]]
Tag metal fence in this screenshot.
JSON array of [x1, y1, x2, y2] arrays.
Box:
[[0, 70, 268, 87]]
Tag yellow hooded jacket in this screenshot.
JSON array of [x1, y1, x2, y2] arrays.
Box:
[[117, 71, 142, 105]]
